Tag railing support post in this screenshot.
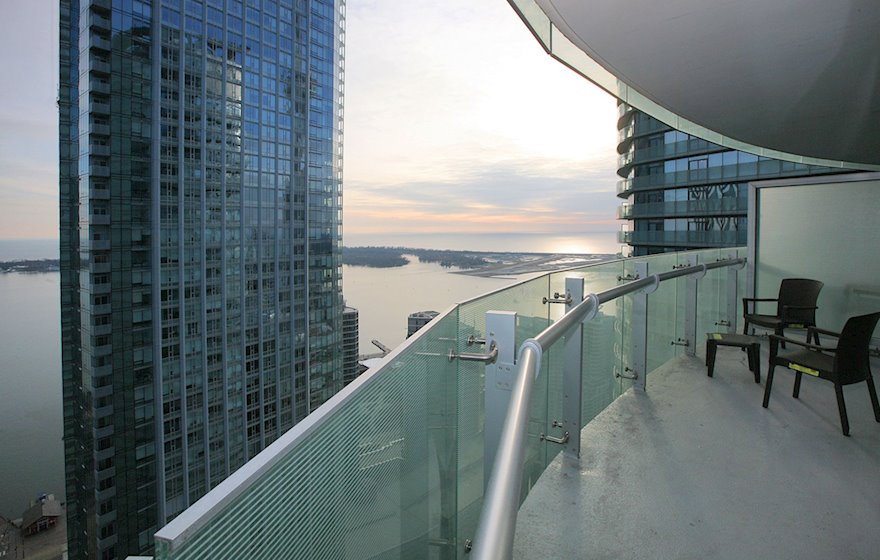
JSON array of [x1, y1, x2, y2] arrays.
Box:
[[684, 254, 699, 357], [562, 277, 585, 459], [484, 310, 517, 490], [632, 262, 649, 391], [726, 251, 739, 334]]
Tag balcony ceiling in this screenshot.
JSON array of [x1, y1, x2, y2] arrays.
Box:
[[533, 0, 880, 166]]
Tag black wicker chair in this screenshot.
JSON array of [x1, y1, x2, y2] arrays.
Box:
[[743, 278, 824, 343], [762, 311, 880, 436]]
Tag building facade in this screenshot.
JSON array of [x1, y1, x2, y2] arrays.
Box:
[[341, 306, 358, 385], [59, 1, 345, 558], [615, 105, 844, 256], [406, 310, 439, 339]]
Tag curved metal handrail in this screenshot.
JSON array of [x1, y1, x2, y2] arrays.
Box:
[[469, 257, 745, 559]]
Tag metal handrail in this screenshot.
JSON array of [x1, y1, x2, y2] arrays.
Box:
[[469, 257, 745, 559]]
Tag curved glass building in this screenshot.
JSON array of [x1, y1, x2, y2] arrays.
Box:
[[60, 0, 345, 558], [615, 104, 851, 256]]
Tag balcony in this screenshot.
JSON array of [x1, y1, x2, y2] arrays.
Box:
[[626, 230, 746, 248], [90, 186, 110, 199], [90, 78, 110, 95], [616, 102, 634, 128], [90, 100, 110, 115], [150, 249, 734, 557], [90, 143, 110, 157], [89, 58, 111, 76], [616, 137, 725, 176], [89, 237, 111, 251], [513, 350, 880, 559], [89, 34, 110, 51], [90, 122, 110, 136], [89, 164, 110, 177], [86, 11, 111, 32], [619, 197, 745, 220], [90, 0, 111, 12], [142, 243, 880, 560], [616, 160, 840, 198]]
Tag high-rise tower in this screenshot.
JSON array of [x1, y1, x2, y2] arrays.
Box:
[[59, 1, 345, 558], [615, 105, 846, 256]]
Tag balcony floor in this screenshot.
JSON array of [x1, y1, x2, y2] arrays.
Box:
[[514, 345, 880, 559]]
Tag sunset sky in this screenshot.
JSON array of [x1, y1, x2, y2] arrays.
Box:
[[0, 0, 619, 244]]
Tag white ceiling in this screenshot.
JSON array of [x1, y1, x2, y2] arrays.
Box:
[[533, 0, 880, 166]]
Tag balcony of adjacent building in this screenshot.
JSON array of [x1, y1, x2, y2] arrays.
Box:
[[89, 76, 111, 95], [83, 10, 111, 33], [616, 116, 670, 155], [616, 102, 635, 129], [89, 34, 111, 52], [616, 157, 841, 198], [140, 170, 880, 560], [618, 229, 747, 249], [617, 197, 744, 221], [616, 136, 727, 177]]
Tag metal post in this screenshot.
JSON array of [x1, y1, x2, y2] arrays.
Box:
[[631, 262, 649, 391], [562, 277, 585, 459], [684, 254, 698, 357], [484, 310, 517, 490], [727, 251, 739, 334]]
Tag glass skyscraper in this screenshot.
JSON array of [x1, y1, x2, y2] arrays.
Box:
[[615, 105, 845, 256], [59, 0, 345, 558]]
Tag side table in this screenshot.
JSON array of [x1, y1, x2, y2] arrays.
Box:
[[706, 333, 762, 383]]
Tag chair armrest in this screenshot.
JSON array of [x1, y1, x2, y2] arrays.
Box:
[[742, 297, 778, 314], [808, 326, 841, 338], [768, 334, 836, 354]]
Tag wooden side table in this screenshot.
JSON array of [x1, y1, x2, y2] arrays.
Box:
[[706, 333, 762, 383]]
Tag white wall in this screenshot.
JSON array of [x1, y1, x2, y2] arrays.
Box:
[[752, 174, 880, 342]]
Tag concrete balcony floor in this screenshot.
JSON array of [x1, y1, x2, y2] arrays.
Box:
[[514, 344, 880, 559]]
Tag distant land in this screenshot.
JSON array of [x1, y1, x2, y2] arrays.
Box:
[[0, 259, 59, 273], [1, 247, 618, 276], [342, 246, 616, 276], [343, 246, 490, 269]]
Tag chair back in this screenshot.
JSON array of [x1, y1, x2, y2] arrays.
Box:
[[834, 312, 880, 384], [777, 278, 824, 324]]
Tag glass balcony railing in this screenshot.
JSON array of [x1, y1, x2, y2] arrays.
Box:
[[627, 230, 747, 247], [617, 138, 723, 173], [618, 197, 746, 220], [618, 161, 838, 195], [152, 248, 747, 560]]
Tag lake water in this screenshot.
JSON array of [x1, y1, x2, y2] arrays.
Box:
[[0, 234, 609, 516], [0, 258, 529, 517], [0, 272, 63, 518], [342, 259, 528, 354]]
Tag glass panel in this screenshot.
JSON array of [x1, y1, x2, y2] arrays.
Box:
[[696, 248, 730, 357], [156, 311, 462, 560], [156, 249, 748, 559], [644, 253, 683, 373], [453, 274, 550, 551], [575, 260, 628, 425]]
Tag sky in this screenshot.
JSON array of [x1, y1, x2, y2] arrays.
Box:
[[0, 0, 619, 244]]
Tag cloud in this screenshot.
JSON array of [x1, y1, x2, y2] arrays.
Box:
[[343, 0, 621, 238], [344, 157, 620, 236]]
